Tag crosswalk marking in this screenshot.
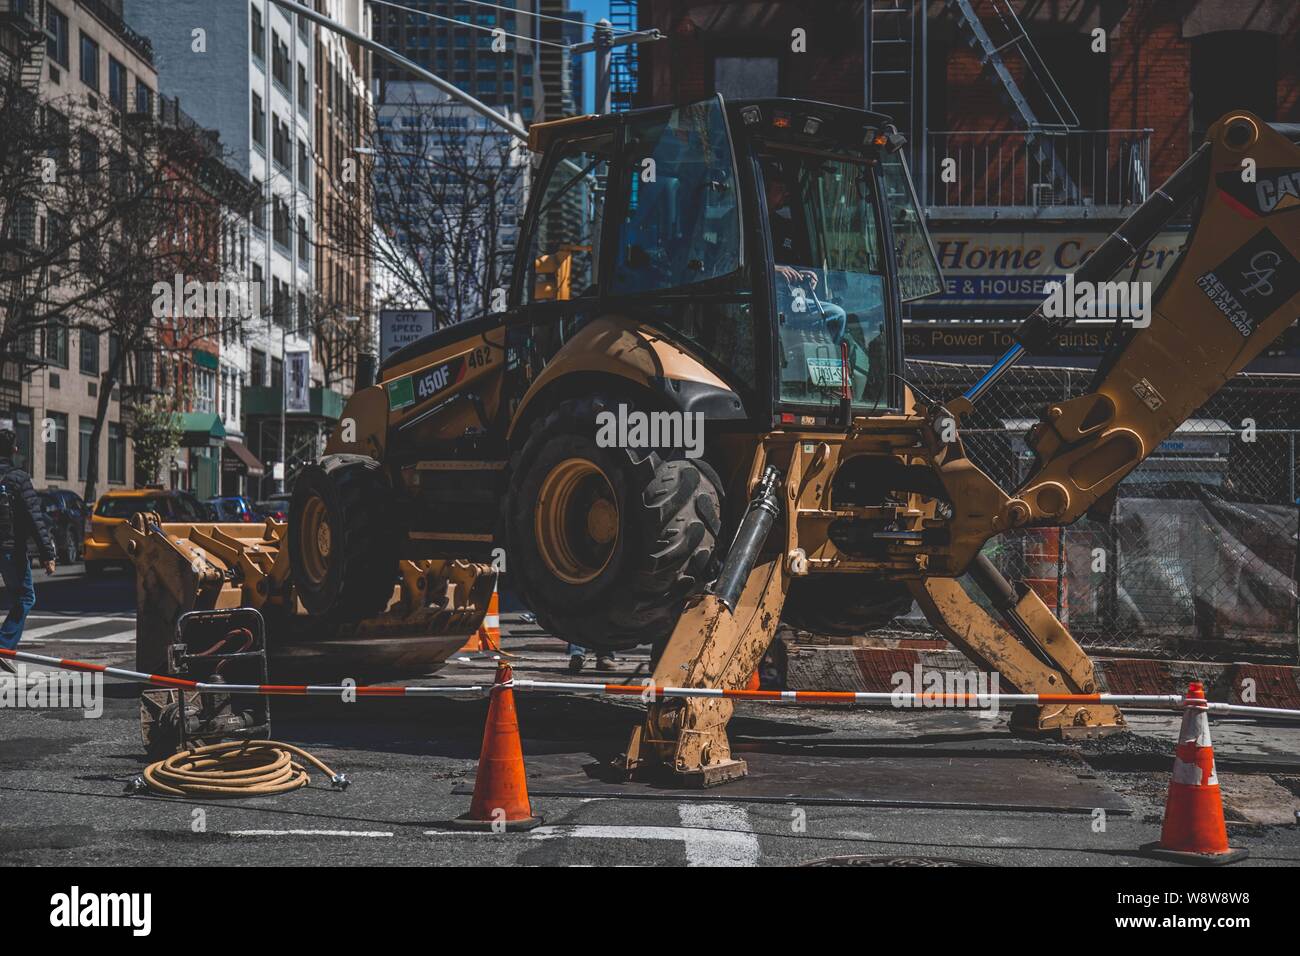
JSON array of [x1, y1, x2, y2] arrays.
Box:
[[57, 629, 136, 644], [230, 830, 394, 838], [22, 617, 121, 639], [23, 614, 133, 622], [528, 804, 760, 866]]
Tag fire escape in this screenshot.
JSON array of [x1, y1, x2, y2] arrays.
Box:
[[609, 0, 638, 111], [869, 0, 1150, 214], [0, 0, 51, 417]]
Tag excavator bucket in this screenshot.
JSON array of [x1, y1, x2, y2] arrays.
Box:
[[115, 513, 497, 681]]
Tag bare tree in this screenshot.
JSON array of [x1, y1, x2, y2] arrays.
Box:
[[304, 288, 368, 391], [68, 102, 255, 502], [2, 39, 255, 499], [325, 81, 527, 328]]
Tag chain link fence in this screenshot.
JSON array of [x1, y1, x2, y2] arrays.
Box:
[[902, 359, 1300, 664]]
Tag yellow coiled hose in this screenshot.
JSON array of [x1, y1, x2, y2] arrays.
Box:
[[142, 740, 343, 797]]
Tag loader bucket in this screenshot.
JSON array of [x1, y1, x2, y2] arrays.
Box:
[[115, 513, 496, 681]]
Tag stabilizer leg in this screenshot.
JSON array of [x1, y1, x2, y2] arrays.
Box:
[[911, 568, 1125, 738], [620, 556, 789, 786]]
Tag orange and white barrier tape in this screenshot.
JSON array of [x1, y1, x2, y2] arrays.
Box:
[[0, 647, 490, 697], [4, 646, 1300, 719]]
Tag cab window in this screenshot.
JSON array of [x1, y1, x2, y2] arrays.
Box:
[[762, 148, 892, 410], [524, 135, 612, 303], [880, 155, 943, 301], [611, 98, 742, 295]]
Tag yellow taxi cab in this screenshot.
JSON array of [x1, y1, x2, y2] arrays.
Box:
[[84, 488, 212, 575]]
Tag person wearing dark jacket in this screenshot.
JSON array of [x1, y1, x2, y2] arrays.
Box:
[[0, 427, 56, 672]]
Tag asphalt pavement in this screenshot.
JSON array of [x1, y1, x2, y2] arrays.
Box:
[[2, 566, 1298, 867]]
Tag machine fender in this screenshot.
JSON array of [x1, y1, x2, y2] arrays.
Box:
[[508, 317, 743, 441]]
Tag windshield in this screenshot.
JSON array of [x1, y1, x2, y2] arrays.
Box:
[[762, 148, 892, 411]]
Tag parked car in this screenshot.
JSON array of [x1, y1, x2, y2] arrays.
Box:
[[38, 490, 91, 565], [83, 489, 210, 575], [206, 495, 257, 522], [254, 494, 292, 522]]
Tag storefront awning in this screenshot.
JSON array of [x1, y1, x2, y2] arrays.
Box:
[[223, 438, 265, 477], [177, 412, 225, 448]]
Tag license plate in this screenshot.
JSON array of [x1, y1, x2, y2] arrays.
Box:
[[807, 357, 843, 388]]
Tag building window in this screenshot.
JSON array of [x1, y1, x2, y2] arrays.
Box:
[[272, 278, 289, 326], [79, 32, 98, 91], [195, 367, 216, 413], [45, 412, 68, 480], [78, 129, 99, 179], [250, 348, 266, 387], [271, 356, 283, 392], [47, 5, 69, 68], [714, 57, 779, 100], [251, 4, 265, 61], [252, 92, 266, 147], [80, 328, 99, 375], [272, 32, 290, 89], [77, 416, 95, 481], [251, 264, 265, 317], [273, 198, 290, 250], [298, 62, 309, 111], [108, 423, 125, 484], [250, 179, 265, 232], [45, 320, 69, 368], [273, 115, 290, 168], [298, 215, 309, 259], [134, 79, 152, 115], [108, 57, 126, 110]]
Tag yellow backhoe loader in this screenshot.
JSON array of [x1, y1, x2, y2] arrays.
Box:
[[122, 99, 1300, 786]]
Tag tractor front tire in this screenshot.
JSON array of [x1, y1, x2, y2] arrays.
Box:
[[504, 397, 723, 652], [288, 454, 399, 621]]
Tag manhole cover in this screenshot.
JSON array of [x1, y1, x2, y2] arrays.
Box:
[[802, 855, 987, 867]]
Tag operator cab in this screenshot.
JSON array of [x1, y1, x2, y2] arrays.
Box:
[[511, 95, 943, 427]]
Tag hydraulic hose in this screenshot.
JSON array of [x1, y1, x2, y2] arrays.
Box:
[[140, 740, 344, 798]]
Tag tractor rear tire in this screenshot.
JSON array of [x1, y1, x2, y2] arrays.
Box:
[[288, 454, 399, 621], [781, 574, 916, 637], [504, 396, 723, 652]]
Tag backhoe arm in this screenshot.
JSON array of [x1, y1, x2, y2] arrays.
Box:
[[1003, 113, 1300, 526]]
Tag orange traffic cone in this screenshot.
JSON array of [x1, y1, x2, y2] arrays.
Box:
[[448, 661, 542, 831], [1141, 682, 1247, 865], [458, 581, 503, 655]]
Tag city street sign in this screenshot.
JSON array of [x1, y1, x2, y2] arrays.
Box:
[[380, 309, 436, 362]]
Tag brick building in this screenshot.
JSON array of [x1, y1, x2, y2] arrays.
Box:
[[633, 0, 1300, 367], [0, 0, 150, 495]]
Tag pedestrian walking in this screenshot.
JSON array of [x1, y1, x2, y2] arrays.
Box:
[[0, 424, 57, 673]]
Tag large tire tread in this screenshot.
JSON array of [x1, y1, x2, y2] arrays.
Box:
[[289, 455, 398, 621], [504, 397, 722, 651]]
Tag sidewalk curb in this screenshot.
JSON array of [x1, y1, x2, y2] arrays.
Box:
[[778, 637, 1300, 710]]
